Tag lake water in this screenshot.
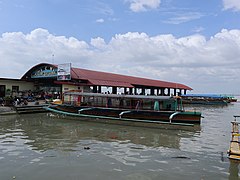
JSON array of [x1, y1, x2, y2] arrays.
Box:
[[0, 99, 240, 180]]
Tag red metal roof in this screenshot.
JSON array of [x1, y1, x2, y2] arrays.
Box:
[[71, 67, 192, 90], [21, 63, 192, 90], [88, 79, 134, 88]]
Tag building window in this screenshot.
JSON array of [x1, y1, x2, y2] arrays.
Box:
[[12, 86, 19, 93]]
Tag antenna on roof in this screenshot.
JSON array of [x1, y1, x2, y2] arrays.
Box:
[[52, 54, 54, 64]]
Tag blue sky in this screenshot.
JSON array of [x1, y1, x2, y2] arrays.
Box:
[[1, 0, 239, 41], [0, 0, 240, 94]]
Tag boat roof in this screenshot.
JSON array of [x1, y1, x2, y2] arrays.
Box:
[[64, 92, 174, 101]]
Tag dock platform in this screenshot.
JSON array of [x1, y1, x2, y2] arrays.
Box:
[[15, 104, 48, 114], [0, 101, 50, 115], [228, 116, 240, 160]]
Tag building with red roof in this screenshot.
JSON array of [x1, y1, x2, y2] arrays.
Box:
[[19, 63, 192, 97]]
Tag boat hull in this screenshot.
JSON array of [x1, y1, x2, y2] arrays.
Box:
[[45, 105, 201, 129]]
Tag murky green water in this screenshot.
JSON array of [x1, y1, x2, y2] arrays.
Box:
[[1, 100, 240, 180]]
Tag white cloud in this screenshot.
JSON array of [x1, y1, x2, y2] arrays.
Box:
[[0, 28, 240, 94], [163, 12, 205, 24], [90, 37, 106, 49], [96, 18, 105, 23], [192, 26, 205, 33], [223, 0, 240, 11], [95, 2, 114, 15], [126, 0, 161, 12]]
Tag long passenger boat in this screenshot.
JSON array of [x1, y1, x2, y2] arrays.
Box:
[[45, 91, 202, 129]]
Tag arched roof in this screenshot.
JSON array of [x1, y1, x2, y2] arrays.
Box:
[[21, 63, 192, 90], [21, 63, 57, 80]]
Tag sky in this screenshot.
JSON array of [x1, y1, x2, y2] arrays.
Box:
[[0, 0, 240, 94]]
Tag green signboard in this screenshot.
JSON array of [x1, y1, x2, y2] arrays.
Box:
[[31, 66, 57, 78]]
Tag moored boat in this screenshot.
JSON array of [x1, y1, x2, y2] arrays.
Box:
[[45, 92, 202, 129], [180, 94, 231, 105]]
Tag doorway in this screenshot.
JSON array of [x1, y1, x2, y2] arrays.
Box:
[[0, 85, 6, 97]]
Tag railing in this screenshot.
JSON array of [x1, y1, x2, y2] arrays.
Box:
[[119, 111, 132, 119], [169, 112, 181, 124], [78, 107, 96, 114]]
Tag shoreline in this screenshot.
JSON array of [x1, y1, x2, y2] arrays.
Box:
[[0, 106, 17, 115]]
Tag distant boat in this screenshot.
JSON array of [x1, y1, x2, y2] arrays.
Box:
[[44, 92, 202, 129], [221, 95, 238, 102], [180, 94, 236, 105]]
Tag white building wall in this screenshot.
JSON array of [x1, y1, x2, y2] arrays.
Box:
[[0, 80, 34, 92]]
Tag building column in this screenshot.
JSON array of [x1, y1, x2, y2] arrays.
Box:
[[150, 88, 154, 95], [141, 88, 145, 95], [112, 87, 117, 94], [156, 88, 160, 95], [93, 86, 97, 93], [178, 89, 182, 96], [167, 88, 170, 96], [134, 88, 137, 95], [129, 88, 133, 95], [184, 89, 187, 95], [98, 86, 102, 93], [160, 88, 164, 96], [124, 87, 127, 94]]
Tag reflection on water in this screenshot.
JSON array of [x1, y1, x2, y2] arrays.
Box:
[[229, 161, 240, 180], [1, 113, 199, 153], [0, 100, 240, 180]]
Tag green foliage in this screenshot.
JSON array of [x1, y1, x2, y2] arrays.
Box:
[[3, 96, 13, 106], [4, 96, 13, 101], [5, 89, 12, 96]]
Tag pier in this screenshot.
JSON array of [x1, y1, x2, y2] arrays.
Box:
[[15, 104, 48, 114], [0, 101, 49, 115], [228, 116, 240, 160]]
